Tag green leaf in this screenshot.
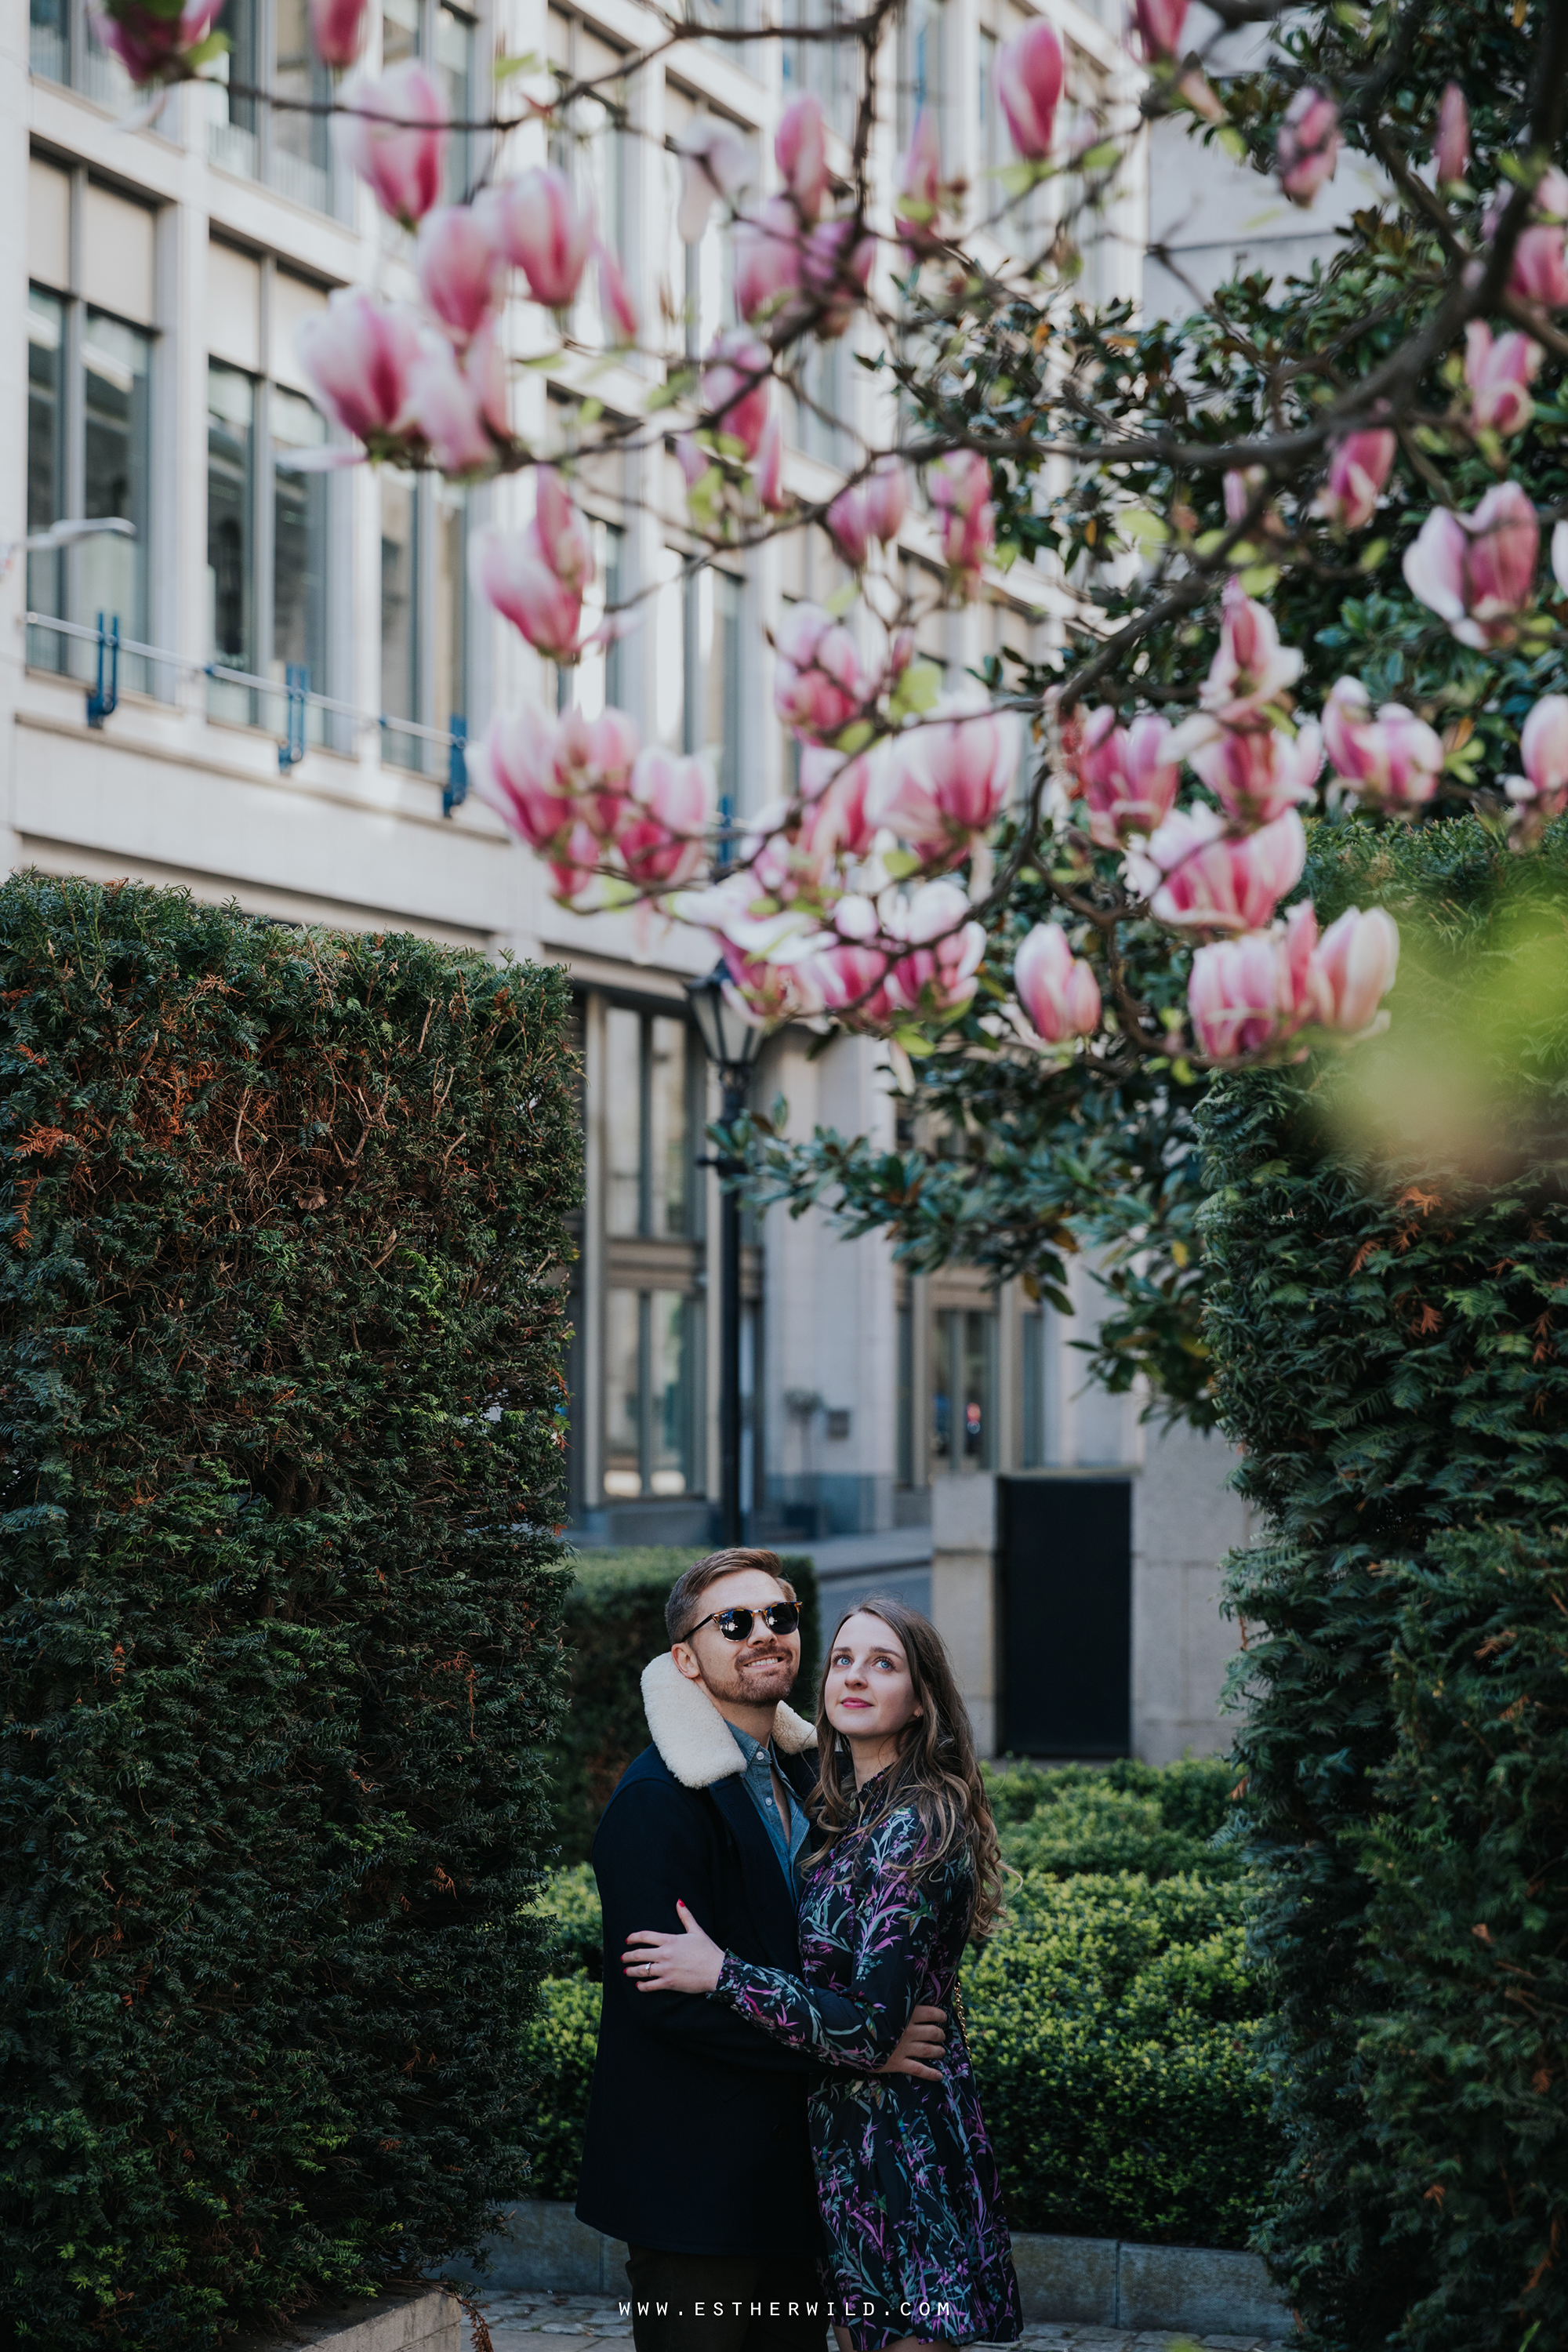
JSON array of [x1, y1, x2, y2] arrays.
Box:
[[824, 581, 860, 618], [493, 47, 541, 78]]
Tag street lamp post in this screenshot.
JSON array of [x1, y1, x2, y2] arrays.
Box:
[[686, 962, 764, 1547]]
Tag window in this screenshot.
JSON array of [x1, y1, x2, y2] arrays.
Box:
[[789, 339, 849, 469], [27, 289, 153, 695], [1021, 1307, 1046, 1467], [978, 27, 1002, 201], [931, 1307, 996, 1473], [206, 305, 336, 738], [379, 473, 468, 773], [783, 0, 853, 135], [604, 1290, 702, 1498], [30, 0, 135, 106], [206, 0, 338, 213], [898, 0, 944, 150], [386, 0, 477, 201], [550, 9, 631, 340], [655, 546, 743, 806], [556, 515, 626, 715], [604, 1007, 695, 1239], [896, 1298, 916, 1486]]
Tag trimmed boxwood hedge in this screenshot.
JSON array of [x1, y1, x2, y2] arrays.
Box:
[[522, 1755, 1274, 2246], [0, 878, 578, 2348], [548, 1547, 818, 1864], [1204, 818, 1568, 2350]]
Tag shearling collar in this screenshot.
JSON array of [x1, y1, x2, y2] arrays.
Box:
[[640, 1652, 817, 1791]]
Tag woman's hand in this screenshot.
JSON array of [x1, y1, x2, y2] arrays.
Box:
[[621, 1899, 725, 1995]]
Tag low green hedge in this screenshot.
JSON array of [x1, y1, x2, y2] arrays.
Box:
[[547, 1548, 818, 1864], [523, 1756, 1276, 2245]]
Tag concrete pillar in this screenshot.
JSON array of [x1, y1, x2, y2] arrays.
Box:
[[930, 1471, 997, 1758], [1131, 1421, 1252, 1762]]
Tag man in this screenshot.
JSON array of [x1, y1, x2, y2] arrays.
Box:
[[575, 1548, 947, 2352]]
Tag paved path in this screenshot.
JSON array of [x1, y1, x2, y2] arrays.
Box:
[[464, 2289, 1279, 2352]]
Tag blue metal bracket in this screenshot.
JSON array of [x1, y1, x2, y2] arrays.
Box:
[[278, 663, 309, 770], [85, 612, 119, 729], [443, 713, 468, 817]]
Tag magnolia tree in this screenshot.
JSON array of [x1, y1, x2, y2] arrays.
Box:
[[95, 0, 1568, 1413]]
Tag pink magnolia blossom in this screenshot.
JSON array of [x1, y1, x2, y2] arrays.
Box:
[[1434, 82, 1469, 186], [826, 485, 873, 569], [336, 64, 448, 229], [997, 18, 1065, 162], [1277, 86, 1340, 207], [1490, 167, 1568, 309], [774, 604, 867, 740], [1138, 806, 1308, 933], [1134, 0, 1189, 63], [931, 448, 995, 590], [800, 747, 880, 862], [806, 938, 894, 1027], [1555, 518, 1568, 594], [1225, 466, 1268, 527], [895, 108, 944, 250], [1465, 321, 1541, 436], [776, 93, 829, 222], [1316, 430, 1396, 529], [1188, 903, 1319, 1064], [1402, 481, 1539, 648], [85, 0, 222, 83], [885, 881, 987, 1016], [310, 0, 368, 64], [735, 198, 808, 327], [674, 434, 710, 491], [703, 329, 773, 459], [1014, 922, 1102, 1046], [1311, 905, 1400, 1034], [719, 941, 820, 1027], [1181, 718, 1324, 829], [597, 242, 640, 344], [477, 708, 579, 855], [677, 122, 753, 245], [416, 205, 504, 344], [296, 288, 423, 448], [405, 328, 504, 473], [619, 748, 714, 888], [1322, 677, 1444, 808], [470, 476, 594, 661], [1073, 709, 1181, 848], [1504, 692, 1568, 822], [560, 705, 641, 843], [873, 702, 1021, 860], [800, 216, 875, 338], [865, 459, 909, 546], [480, 168, 593, 310], [1200, 578, 1304, 720], [755, 415, 788, 514]]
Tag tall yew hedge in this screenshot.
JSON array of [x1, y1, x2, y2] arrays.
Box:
[[1203, 820, 1568, 2351], [0, 877, 578, 2347]]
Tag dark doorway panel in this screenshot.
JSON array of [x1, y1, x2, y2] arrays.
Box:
[[998, 1475, 1131, 1756]]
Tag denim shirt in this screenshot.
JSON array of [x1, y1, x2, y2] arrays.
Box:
[[728, 1720, 810, 1890]]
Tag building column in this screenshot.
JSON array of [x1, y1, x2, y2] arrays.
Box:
[[930, 1470, 997, 1757]]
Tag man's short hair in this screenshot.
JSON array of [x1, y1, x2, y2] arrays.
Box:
[[666, 1548, 796, 1646]]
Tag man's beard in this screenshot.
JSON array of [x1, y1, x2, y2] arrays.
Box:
[[699, 1647, 797, 1708]]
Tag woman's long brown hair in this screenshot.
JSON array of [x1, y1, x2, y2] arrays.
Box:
[[803, 1594, 1006, 1941]]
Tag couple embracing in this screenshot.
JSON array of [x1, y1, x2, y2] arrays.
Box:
[[575, 1547, 1022, 2352]]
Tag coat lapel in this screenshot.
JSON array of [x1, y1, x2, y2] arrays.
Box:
[[707, 1776, 801, 1969]]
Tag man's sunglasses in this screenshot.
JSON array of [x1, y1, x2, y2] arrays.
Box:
[[684, 1602, 801, 1642]]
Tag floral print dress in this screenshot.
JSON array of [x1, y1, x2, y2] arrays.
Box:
[[710, 1776, 1022, 2350]]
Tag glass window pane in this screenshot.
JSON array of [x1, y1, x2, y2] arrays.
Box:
[[649, 1016, 688, 1239], [382, 0, 419, 67], [656, 545, 685, 747], [30, 0, 67, 84], [650, 1290, 695, 1494], [26, 289, 65, 673], [571, 519, 626, 720], [207, 361, 255, 723], [272, 387, 328, 737], [207, 0, 258, 172], [82, 312, 151, 668], [931, 1309, 953, 1471], [1022, 1310, 1044, 1470], [437, 5, 474, 201], [271, 0, 332, 209], [379, 472, 419, 768], [896, 1301, 914, 1487], [963, 1309, 996, 1469], [604, 1288, 643, 1497], [434, 477, 467, 746], [604, 1006, 643, 1236]]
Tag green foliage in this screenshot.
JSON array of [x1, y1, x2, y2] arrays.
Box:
[[987, 1755, 1241, 1882], [965, 1871, 1275, 2246], [0, 877, 579, 2348], [547, 1548, 819, 1864], [1203, 818, 1568, 2348], [520, 1754, 1269, 2245]]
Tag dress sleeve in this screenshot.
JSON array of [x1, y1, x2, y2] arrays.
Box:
[[710, 1807, 949, 2068]]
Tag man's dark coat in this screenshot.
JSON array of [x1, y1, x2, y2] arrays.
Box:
[[575, 1653, 826, 2258]]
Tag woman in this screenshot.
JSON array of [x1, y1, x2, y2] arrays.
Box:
[[621, 1596, 1021, 2352]]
